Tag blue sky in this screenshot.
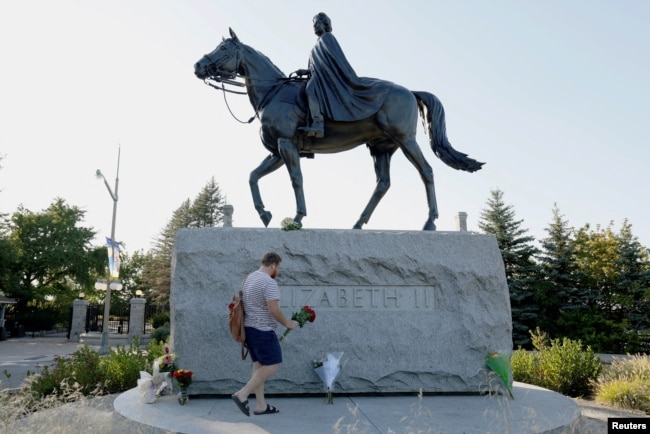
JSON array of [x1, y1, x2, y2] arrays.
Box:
[[1, 0, 648, 252]]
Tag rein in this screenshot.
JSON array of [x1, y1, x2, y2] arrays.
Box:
[[204, 75, 295, 125], [204, 76, 247, 95], [204, 77, 255, 124]]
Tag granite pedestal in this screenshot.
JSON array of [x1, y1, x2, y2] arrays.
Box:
[[170, 228, 512, 395]]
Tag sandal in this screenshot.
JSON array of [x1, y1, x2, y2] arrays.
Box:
[[254, 404, 280, 415], [231, 395, 250, 417]]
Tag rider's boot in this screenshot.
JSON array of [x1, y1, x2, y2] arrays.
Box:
[[300, 114, 324, 138], [301, 117, 324, 138], [300, 94, 325, 138]]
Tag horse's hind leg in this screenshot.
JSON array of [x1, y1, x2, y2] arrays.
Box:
[[354, 150, 393, 229], [400, 138, 439, 230], [250, 154, 285, 227]]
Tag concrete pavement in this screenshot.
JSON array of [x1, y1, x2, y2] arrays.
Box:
[[0, 337, 88, 390], [114, 383, 585, 433], [2, 337, 647, 433]]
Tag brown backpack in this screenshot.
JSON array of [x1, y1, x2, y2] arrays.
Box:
[[228, 290, 248, 360]]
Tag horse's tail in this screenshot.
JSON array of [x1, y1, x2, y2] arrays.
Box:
[[413, 91, 484, 172]]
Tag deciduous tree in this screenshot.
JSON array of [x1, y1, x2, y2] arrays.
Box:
[[4, 199, 105, 327]]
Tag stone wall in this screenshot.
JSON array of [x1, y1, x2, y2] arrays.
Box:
[[170, 228, 512, 395]]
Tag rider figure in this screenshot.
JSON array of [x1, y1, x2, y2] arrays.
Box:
[[295, 12, 388, 139]]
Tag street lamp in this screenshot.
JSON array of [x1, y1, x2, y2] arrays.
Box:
[[94, 279, 124, 292], [96, 147, 121, 354]]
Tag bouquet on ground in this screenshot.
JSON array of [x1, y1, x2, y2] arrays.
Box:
[[156, 344, 177, 372], [486, 352, 514, 399], [281, 217, 303, 231], [173, 369, 194, 388], [153, 344, 177, 396], [313, 352, 345, 404], [173, 369, 193, 405], [279, 305, 316, 342], [137, 371, 157, 403]]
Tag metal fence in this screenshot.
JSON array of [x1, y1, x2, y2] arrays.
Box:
[[85, 303, 131, 334], [4, 307, 72, 339], [144, 303, 168, 334]]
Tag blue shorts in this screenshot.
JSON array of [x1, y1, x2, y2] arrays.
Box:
[[245, 327, 282, 365]]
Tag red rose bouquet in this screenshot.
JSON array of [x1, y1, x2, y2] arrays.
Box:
[[173, 369, 194, 388], [279, 305, 316, 342]]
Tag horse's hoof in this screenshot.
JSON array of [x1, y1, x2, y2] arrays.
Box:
[[260, 211, 272, 227], [423, 220, 436, 231], [352, 221, 363, 230]]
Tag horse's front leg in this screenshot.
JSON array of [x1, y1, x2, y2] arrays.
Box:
[[277, 138, 306, 226], [250, 154, 285, 227]]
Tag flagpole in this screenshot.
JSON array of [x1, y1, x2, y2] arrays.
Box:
[[97, 147, 120, 355]]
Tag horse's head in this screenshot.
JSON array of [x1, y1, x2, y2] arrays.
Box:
[[194, 28, 242, 80]]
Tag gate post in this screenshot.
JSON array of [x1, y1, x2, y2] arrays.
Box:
[[128, 297, 147, 343], [69, 299, 89, 342]]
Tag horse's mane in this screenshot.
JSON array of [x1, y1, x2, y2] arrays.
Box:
[[240, 42, 287, 79]]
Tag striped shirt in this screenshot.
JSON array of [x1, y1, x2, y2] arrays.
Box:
[[242, 270, 280, 331]]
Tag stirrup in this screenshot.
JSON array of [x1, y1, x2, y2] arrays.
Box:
[[299, 122, 324, 138]]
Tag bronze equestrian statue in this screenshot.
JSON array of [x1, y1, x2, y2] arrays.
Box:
[[194, 16, 484, 231]]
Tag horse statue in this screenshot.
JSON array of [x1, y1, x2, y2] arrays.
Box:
[[194, 28, 484, 230]]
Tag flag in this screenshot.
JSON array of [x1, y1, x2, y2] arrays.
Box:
[[106, 237, 121, 278]]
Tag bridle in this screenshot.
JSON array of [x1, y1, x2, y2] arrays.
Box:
[[199, 40, 297, 124], [199, 42, 256, 123]]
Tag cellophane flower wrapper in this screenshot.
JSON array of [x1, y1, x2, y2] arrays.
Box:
[[152, 360, 172, 396], [138, 371, 157, 404], [486, 352, 514, 399], [313, 352, 345, 404]]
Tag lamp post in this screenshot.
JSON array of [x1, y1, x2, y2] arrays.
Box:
[[96, 147, 120, 354]]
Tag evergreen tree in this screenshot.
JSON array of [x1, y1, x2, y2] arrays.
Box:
[[536, 205, 581, 337], [612, 220, 650, 352], [189, 177, 224, 228], [479, 189, 540, 348], [143, 179, 226, 305], [143, 199, 191, 305]]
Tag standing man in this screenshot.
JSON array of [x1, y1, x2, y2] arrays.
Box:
[[297, 12, 390, 138], [231, 252, 298, 416]]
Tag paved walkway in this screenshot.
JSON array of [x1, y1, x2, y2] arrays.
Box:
[[1, 338, 647, 433]]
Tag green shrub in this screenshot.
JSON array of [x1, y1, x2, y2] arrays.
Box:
[[150, 322, 170, 343], [28, 340, 152, 399], [15, 337, 176, 417], [69, 345, 104, 394], [594, 355, 650, 413], [99, 339, 150, 394], [151, 312, 170, 329], [28, 345, 104, 399], [146, 338, 165, 360], [511, 328, 602, 397]]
